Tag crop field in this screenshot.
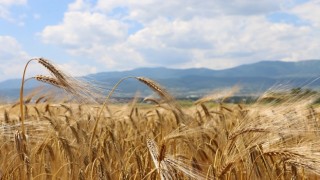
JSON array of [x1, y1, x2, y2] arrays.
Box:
[[1, 58, 320, 179]]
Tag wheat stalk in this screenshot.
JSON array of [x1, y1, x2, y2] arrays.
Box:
[[20, 58, 69, 134], [90, 76, 177, 149], [33, 75, 65, 88], [136, 77, 173, 102], [37, 58, 67, 83], [228, 128, 269, 140], [14, 130, 31, 179]]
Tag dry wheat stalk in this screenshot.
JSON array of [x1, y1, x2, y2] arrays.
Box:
[[33, 59, 104, 104], [146, 139, 159, 169], [37, 58, 66, 83], [14, 130, 31, 179], [20, 58, 71, 137], [33, 75, 65, 89], [285, 160, 320, 175], [146, 138, 208, 180], [216, 161, 234, 178], [228, 128, 269, 140], [195, 86, 240, 105], [264, 150, 303, 159], [14, 130, 27, 161], [136, 77, 173, 102]]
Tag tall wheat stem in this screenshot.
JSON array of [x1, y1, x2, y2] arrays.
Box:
[[90, 76, 171, 148], [89, 76, 134, 148], [19, 58, 40, 180], [20, 58, 38, 135]]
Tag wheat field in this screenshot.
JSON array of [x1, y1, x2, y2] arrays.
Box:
[[1, 58, 320, 179]]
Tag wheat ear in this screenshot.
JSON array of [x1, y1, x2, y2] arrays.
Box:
[[33, 75, 65, 88], [135, 77, 173, 102], [37, 58, 66, 82], [90, 76, 175, 150]]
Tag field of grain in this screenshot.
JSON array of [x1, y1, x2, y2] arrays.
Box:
[[1, 58, 320, 179]]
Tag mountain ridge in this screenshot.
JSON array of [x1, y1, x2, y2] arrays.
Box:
[[1, 60, 320, 100], [87, 59, 320, 79]]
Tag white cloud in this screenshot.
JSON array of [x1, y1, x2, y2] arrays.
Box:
[[0, 36, 32, 81], [68, 0, 94, 12], [96, 0, 287, 22], [0, 0, 26, 6], [40, 6, 146, 70], [58, 61, 97, 76], [126, 14, 320, 69], [39, 0, 320, 71], [0, 0, 26, 21], [0, 6, 10, 19], [0, 36, 98, 82], [291, 0, 320, 27], [41, 11, 127, 48], [0, 37, 63, 82]]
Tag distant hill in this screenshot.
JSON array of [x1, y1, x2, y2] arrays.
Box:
[[1, 60, 320, 101], [215, 60, 320, 77], [89, 60, 320, 79]]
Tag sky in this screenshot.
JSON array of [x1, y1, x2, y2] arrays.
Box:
[[0, 0, 319, 81]]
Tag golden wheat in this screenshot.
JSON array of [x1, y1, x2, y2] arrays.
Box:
[[1, 59, 320, 179]]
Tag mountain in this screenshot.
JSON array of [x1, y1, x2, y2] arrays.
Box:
[[88, 60, 320, 79], [1, 60, 320, 101], [214, 60, 320, 77]]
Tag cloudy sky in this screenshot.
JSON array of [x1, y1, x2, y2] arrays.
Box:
[[0, 0, 319, 81]]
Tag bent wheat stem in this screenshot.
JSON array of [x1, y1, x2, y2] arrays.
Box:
[[20, 58, 39, 135], [90, 76, 174, 148], [89, 76, 134, 148]]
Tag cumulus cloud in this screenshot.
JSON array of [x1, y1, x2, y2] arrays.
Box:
[[0, 36, 99, 82], [0, 36, 32, 81], [58, 61, 97, 76], [0, 0, 26, 21], [96, 0, 287, 22], [41, 11, 127, 47], [68, 0, 93, 11], [39, 0, 320, 71], [0, 0, 26, 6], [0, 36, 64, 82], [291, 0, 320, 27]]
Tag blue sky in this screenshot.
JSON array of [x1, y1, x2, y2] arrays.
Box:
[[0, 0, 319, 81]]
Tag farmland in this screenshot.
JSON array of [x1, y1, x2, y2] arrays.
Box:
[[1, 58, 320, 179]]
